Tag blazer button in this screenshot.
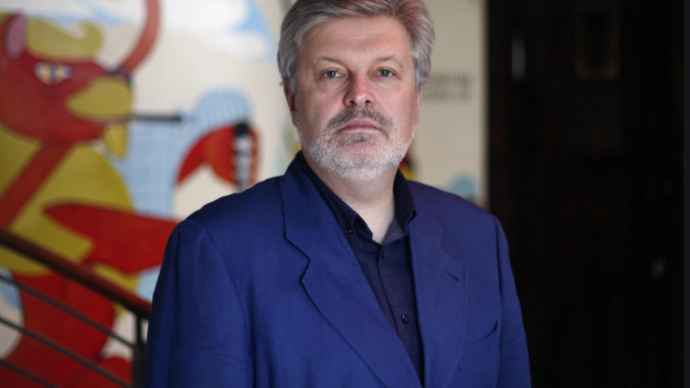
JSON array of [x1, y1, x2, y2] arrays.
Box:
[[400, 314, 410, 324]]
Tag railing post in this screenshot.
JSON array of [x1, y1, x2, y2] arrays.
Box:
[[132, 314, 147, 388], [0, 228, 153, 388]]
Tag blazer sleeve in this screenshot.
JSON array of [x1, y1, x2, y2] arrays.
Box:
[[143, 219, 253, 388], [494, 217, 532, 387]]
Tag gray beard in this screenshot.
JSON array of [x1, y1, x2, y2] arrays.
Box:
[[299, 107, 413, 181]]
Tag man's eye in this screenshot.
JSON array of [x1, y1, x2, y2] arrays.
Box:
[[378, 69, 394, 77], [323, 70, 340, 79]]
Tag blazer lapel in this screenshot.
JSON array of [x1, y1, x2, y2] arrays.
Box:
[[279, 158, 422, 388], [409, 217, 469, 388]]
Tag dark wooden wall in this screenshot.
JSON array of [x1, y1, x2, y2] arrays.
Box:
[[487, 0, 683, 386]]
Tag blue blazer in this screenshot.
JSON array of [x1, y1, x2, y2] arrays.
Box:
[[143, 157, 531, 388]]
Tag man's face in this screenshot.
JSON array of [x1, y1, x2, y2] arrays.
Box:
[[286, 16, 422, 180]]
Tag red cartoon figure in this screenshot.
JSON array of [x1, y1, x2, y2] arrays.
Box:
[[0, 1, 180, 387]]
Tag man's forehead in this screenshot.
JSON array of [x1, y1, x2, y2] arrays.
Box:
[[300, 16, 412, 62]]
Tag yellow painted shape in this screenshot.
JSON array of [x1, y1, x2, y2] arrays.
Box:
[[103, 125, 128, 157], [26, 18, 102, 60], [0, 14, 147, 298], [67, 78, 132, 120], [0, 125, 40, 194], [0, 132, 146, 297], [0, 139, 131, 274]]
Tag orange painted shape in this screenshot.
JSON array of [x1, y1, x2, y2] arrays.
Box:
[[176, 134, 208, 184], [177, 125, 260, 186], [204, 128, 234, 182], [0, 146, 69, 227], [44, 204, 177, 274]]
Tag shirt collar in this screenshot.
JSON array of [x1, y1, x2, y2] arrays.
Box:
[[296, 151, 417, 235]]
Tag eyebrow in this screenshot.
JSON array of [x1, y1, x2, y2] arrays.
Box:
[[314, 55, 405, 68], [375, 56, 405, 68]]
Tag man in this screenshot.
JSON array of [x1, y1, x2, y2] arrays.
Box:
[[143, 0, 531, 387]]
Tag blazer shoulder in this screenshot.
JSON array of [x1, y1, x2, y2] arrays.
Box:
[[408, 180, 494, 222], [185, 177, 283, 234], [407, 180, 503, 246]]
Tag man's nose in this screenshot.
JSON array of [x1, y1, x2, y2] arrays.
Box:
[[344, 74, 374, 107]]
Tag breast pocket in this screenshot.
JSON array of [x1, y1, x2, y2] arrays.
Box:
[[449, 320, 500, 387]]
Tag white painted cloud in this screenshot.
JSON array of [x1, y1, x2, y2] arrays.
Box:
[[163, 0, 248, 34], [0, 0, 269, 58], [78, 0, 249, 34], [206, 33, 268, 59], [0, 0, 248, 31], [0, 0, 141, 24], [0, 0, 91, 16]]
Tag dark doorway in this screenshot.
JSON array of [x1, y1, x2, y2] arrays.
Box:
[[487, 0, 683, 387]]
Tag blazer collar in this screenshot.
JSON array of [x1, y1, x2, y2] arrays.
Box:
[[279, 156, 469, 388], [279, 156, 422, 388], [279, 155, 328, 259]]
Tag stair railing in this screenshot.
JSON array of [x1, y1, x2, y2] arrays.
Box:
[[0, 227, 152, 388]]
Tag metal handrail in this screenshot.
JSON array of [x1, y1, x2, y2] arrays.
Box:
[[0, 227, 153, 387], [0, 316, 131, 388], [0, 227, 151, 317], [0, 359, 60, 388], [0, 273, 131, 346]]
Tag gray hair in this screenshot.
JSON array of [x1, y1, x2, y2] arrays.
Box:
[[277, 0, 435, 94]]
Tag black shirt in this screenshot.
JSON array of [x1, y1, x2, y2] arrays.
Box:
[[297, 152, 424, 383]]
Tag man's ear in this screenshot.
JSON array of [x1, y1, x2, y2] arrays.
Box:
[[283, 84, 298, 126]]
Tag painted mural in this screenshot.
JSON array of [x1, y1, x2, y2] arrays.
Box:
[[0, 0, 269, 386], [0, 0, 486, 386], [0, 1, 167, 386]]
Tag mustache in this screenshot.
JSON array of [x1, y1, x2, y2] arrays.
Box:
[[326, 107, 393, 133]]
